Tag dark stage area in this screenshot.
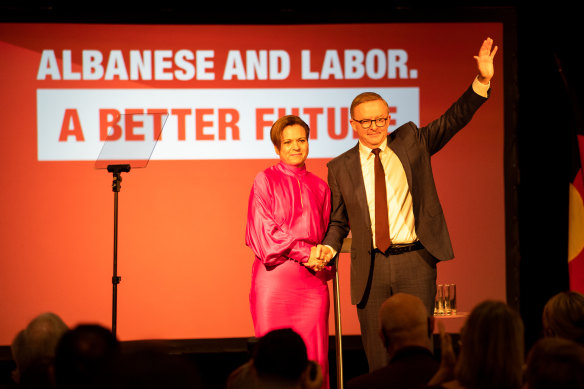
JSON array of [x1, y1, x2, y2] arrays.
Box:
[[0, 336, 369, 388], [0, 334, 460, 388]]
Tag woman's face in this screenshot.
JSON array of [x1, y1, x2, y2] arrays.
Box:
[[275, 124, 308, 167]]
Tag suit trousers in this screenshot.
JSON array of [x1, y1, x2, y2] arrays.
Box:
[[356, 247, 437, 372]]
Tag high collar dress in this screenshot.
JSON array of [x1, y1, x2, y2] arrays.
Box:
[[246, 161, 332, 389]]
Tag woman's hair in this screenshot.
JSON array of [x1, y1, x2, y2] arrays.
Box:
[[270, 115, 310, 149], [542, 290, 584, 344], [456, 300, 524, 389]]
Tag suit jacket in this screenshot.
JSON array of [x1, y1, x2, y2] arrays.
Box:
[[345, 346, 440, 389], [322, 84, 489, 304]]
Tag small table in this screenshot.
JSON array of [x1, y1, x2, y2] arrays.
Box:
[[433, 312, 469, 334]]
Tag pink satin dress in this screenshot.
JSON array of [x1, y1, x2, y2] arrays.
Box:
[[246, 161, 332, 389]]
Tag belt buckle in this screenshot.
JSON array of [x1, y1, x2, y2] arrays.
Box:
[[397, 245, 408, 254], [388, 242, 418, 255]]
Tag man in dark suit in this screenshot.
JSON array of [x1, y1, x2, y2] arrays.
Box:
[[316, 37, 497, 371], [346, 293, 439, 389]]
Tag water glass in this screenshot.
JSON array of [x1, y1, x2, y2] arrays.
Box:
[[434, 284, 444, 315]]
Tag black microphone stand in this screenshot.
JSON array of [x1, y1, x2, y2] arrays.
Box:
[[107, 164, 131, 338]]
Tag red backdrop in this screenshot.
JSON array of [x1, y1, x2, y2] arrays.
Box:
[[0, 22, 505, 344]]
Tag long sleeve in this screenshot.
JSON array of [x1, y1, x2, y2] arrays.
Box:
[[421, 83, 488, 155], [245, 161, 332, 269], [245, 171, 312, 266]]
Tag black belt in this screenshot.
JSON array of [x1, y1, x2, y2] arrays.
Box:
[[379, 241, 424, 255]]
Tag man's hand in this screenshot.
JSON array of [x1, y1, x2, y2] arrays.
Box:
[[304, 246, 325, 271], [315, 244, 333, 263], [475, 37, 498, 84], [304, 245, 334, 271]]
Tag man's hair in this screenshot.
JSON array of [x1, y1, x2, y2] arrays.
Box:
[[55, 324, 119, 389], [11, 312, 68, 387], [253, 328, 308, 383], [12, 312, 68, 371], [379, 293, 430, 350], [350, 92, 389, 119]]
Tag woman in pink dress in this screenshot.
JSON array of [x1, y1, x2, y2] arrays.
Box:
[[245, 115, 332, 389]]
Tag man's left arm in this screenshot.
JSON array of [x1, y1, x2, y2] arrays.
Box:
[[423, 37, 498, 153]]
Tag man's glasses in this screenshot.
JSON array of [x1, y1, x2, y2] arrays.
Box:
[[353, 116, 389, 129]]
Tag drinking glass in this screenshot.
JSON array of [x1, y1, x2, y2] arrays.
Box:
[[448, 284, 457, 314], [434, 284, 444, 315]]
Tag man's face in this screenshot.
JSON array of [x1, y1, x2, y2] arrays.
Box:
[[351, 99, 390, 149], [275, 124, 309, 167]]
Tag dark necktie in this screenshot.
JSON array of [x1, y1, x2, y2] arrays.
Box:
[[372, 148, 391, 252]]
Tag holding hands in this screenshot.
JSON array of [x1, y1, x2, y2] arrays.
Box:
[[304, 245, 334, 271]]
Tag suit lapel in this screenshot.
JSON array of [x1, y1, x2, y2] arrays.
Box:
[[343, 144, 371, 227]]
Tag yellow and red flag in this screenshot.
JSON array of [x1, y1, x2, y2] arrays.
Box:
[[555, 54, 584, 293], [569, 127, 584, 293]]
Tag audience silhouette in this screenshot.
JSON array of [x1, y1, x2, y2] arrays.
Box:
[[8, 294, 584, 389], [10, 312, 68, 389], [542, 290, 584, 344], [346, 293, 439, 389], [524, 336, 584, 389], [227, 328, 323, 389], [427, 300, 524, 389], [54, 324, 119, 389]]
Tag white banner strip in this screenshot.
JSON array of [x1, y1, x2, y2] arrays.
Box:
[[37, 88, 419, 161]]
